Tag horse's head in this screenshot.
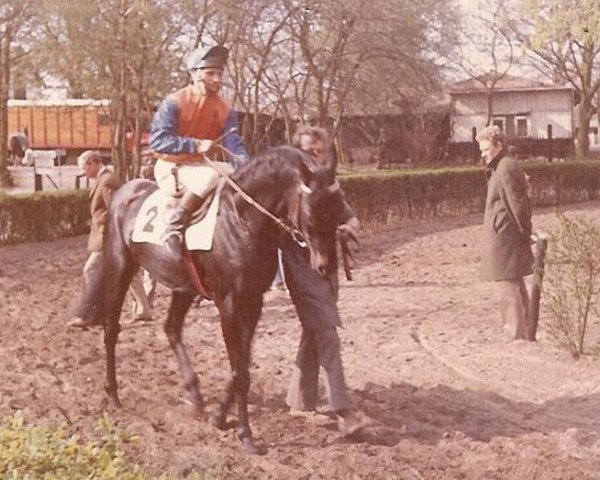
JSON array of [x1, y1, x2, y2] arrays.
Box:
[[232, 145, 343, 278], [287, 152, 343, 277]]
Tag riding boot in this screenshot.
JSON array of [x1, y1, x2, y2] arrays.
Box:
[[162, 191, 205, 253]]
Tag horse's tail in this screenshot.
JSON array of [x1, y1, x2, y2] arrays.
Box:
[[109, 179, 156, 238], [103, 179, 156, 328], [123, 188, 152, 206]]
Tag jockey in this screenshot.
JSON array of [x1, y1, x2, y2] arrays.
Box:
[[149, 45, 249, 253]]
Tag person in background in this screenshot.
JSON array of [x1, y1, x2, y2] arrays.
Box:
[[149, 44, 249, 254], [68, 151, 152, 328], [282, 125, 367, 436], [477, 125, 534, 340]]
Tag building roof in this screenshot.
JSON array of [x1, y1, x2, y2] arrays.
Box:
[[8, 99, 110, 107], [448, 74, 572, 94]]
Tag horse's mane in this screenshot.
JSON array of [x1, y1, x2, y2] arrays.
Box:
[[228, 145, 343, 231], [230, 146, 306, 192]]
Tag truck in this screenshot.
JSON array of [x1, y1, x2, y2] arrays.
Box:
[[7, 98, 113, 163]]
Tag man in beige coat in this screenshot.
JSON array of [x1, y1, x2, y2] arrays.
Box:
[[477, 125, 533, 340], [69, 151, 152, 328]]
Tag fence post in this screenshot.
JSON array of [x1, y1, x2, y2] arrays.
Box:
[[547, 124, 553, 163], [528, 233, 548, 341], [471, 127, 479, 164], [34, 172, 43, 191]]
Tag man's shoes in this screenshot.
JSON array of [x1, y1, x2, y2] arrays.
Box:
[[289, 408, 332, 425], [336, 410, 369, 437], [67, 317, 102, 329]]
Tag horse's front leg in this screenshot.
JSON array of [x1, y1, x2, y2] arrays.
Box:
[[164, 290, 204, 416], [220, 294, 264, 454]]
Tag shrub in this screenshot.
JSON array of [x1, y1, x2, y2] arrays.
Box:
[[340, 165, 486, 227], [0, 412, 213, 479], [3, 160, 600, 243], [339, 160, 600, 228], [0, 190, 89, 245], [545, 212, 600, 358], [0, 412, 145, 479]]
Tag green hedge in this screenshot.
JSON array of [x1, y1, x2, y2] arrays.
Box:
[[2, 160, 600, 244], [340, 165, 487, 226], [0, 189, 90, 245], [340, 160, 600, 227]]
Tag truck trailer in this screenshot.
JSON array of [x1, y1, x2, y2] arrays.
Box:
[[7, 98, 113, 163]]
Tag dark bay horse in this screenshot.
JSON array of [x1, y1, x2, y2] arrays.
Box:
[[102, 146, 344, 454]]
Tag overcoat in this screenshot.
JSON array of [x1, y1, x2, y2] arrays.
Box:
[[87, 169, 121, 252], [480, 153, 533, 281]]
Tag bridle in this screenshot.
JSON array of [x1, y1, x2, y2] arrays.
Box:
[[202, 145, 309, 247]]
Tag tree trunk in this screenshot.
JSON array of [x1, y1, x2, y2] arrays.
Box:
[[486, 88, 493, 126], [576, 99, 592, 158], [0, 28, 13, 186], [132, 93, 143, 179]]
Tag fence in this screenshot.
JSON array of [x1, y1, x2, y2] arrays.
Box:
[[448, 136, 575, 163]]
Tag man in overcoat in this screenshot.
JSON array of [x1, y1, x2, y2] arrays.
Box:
[[477, 125, 533, 340]]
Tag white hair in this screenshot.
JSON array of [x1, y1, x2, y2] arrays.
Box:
[[77, 150, 102, 171]]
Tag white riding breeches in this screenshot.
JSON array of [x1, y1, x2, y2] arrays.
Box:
[[154, 159, 233, 197]]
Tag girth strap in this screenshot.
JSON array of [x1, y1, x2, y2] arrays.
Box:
[[182, 247, 212, 299]]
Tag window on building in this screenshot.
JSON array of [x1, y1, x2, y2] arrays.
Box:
[[516, 116, 528, 137]]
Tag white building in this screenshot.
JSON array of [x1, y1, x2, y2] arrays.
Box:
[[449, 75, 574, 143]]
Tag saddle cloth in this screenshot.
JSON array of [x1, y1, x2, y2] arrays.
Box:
[[131, 182, 223, 251]]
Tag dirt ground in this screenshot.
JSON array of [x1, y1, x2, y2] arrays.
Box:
[[2, 202, 600, 479]]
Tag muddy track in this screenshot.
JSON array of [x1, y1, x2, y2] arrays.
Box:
[[2, 203, 600, 478]]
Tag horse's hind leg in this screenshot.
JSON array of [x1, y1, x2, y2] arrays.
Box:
[[103, 241, 137, 409], [164, 290, 204, 416]]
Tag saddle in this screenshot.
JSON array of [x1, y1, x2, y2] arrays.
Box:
[[131, 180, 224, 251]]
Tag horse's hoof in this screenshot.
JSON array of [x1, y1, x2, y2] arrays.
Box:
[[186, 402, 206, 420], [208, 413, 227, 430], [107, 397, 122, 409], [241, 438, 266, 455]]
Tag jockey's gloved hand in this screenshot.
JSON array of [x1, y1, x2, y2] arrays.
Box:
[[195, 139, 213, 154]]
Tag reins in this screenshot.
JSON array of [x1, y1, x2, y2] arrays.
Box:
[[203, 142, 307, 247]]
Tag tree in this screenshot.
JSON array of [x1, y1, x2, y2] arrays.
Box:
[[514, 0, 600, 158], [0, 0, 34, 186], [15, 0, 460, 171], [451, 0, 514, 125], [33, 0, 184, 180], [286, 0, 460, 162]]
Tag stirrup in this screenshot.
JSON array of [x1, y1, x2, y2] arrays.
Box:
[[162, 230, 184, 253]]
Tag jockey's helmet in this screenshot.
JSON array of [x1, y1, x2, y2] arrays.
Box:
[[186, 45, 229, 71]]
